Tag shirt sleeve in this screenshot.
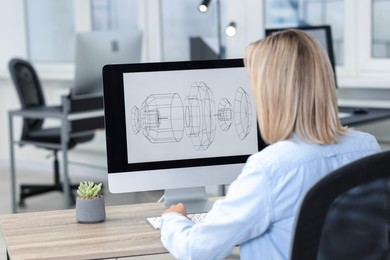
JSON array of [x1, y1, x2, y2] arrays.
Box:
[[160, 157, 274, 260]]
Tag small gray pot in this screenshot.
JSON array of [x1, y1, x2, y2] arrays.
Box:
[[76, 196, 106, 223]]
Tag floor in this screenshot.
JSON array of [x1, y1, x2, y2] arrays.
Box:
[[0, 166, 240, 260]]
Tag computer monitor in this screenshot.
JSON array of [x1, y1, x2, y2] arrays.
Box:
[[102, 59, 265, 212], [73, 31, 142, 97], [190, 37, 220, 61], [265, 25, 337, 88]]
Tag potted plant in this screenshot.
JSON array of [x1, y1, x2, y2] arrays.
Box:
[[76, 181, 106, 223]]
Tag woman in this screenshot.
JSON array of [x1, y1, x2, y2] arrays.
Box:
[[159, 29, 381, 259]]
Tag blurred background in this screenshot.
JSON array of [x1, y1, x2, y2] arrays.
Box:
[[1, 0, 390, 213]]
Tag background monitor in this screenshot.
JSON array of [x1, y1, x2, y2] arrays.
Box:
[[73, 31, 142, 97], [103, 59, 265, 212], [265, 25, 337, 88], [190, 37, 219, 61]]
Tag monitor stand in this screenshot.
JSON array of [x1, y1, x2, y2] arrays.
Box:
[[164, 187, 214, 213]]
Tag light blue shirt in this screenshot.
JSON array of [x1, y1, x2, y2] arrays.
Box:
[[160, 130, 381, 260]]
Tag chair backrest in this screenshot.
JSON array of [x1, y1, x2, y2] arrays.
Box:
[[9, 58, 46, 137], [291, 150, 390, 260]]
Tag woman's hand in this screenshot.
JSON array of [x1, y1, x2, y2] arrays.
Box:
[[162, 203, 187, 216]]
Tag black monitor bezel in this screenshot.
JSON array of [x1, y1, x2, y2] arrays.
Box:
[[265, 25, 337, 88], [102, 58, 266, 174]]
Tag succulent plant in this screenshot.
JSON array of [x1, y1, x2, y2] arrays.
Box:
[[77, 181, 102, 199]]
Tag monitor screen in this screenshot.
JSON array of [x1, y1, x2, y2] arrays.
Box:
[[265, 25, 337, 87], [73, 31, 142, 97], [103, 59, 265, 211]]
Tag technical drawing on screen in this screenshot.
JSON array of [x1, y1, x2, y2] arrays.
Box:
[[103, 59, 263, 213]]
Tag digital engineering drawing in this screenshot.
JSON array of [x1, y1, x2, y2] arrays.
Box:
[[131, 81, 253, 150]]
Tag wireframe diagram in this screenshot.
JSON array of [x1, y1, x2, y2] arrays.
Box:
[[131, 81, 253, 151], [131, 93, 184, 144], [217, 98, 233, 132], [184, 82, 216, 150], [234, 87, 252, 140]]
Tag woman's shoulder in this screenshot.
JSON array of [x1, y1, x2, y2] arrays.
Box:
[[338, 130, 380, 150], [246, 130, 380, 171], [245, 138, 307, 171], [342, 129, 377, 140]]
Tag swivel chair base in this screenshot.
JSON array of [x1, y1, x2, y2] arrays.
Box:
[[19, 183, 78, 207], [18, 150, 78, 207]]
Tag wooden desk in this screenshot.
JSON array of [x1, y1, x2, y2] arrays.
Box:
[[0, 203, 167, 259]]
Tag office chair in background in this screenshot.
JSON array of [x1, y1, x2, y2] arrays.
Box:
[[8, 58, 95, 206], [290, 150, 390, 260]]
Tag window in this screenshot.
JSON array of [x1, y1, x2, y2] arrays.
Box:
[[26, 0, 75, 62], [372, 0, 390, 58], [21, 0, 390, 85], [91, 0, 139, 31], [25, 0, 140, 63], [264, 0, 390, 86], [265, 0, 344, 65], [355, 0, 390, 82], [161, 0, 219, 61]]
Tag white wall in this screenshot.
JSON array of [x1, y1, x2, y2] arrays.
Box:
[[0, 0, 27, 76]]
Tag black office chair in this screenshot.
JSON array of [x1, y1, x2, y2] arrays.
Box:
[[8, 58, 95, 206], [290, 150, 390, 260]]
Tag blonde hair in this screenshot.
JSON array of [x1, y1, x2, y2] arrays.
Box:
[[244, 29, 347, 144]]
